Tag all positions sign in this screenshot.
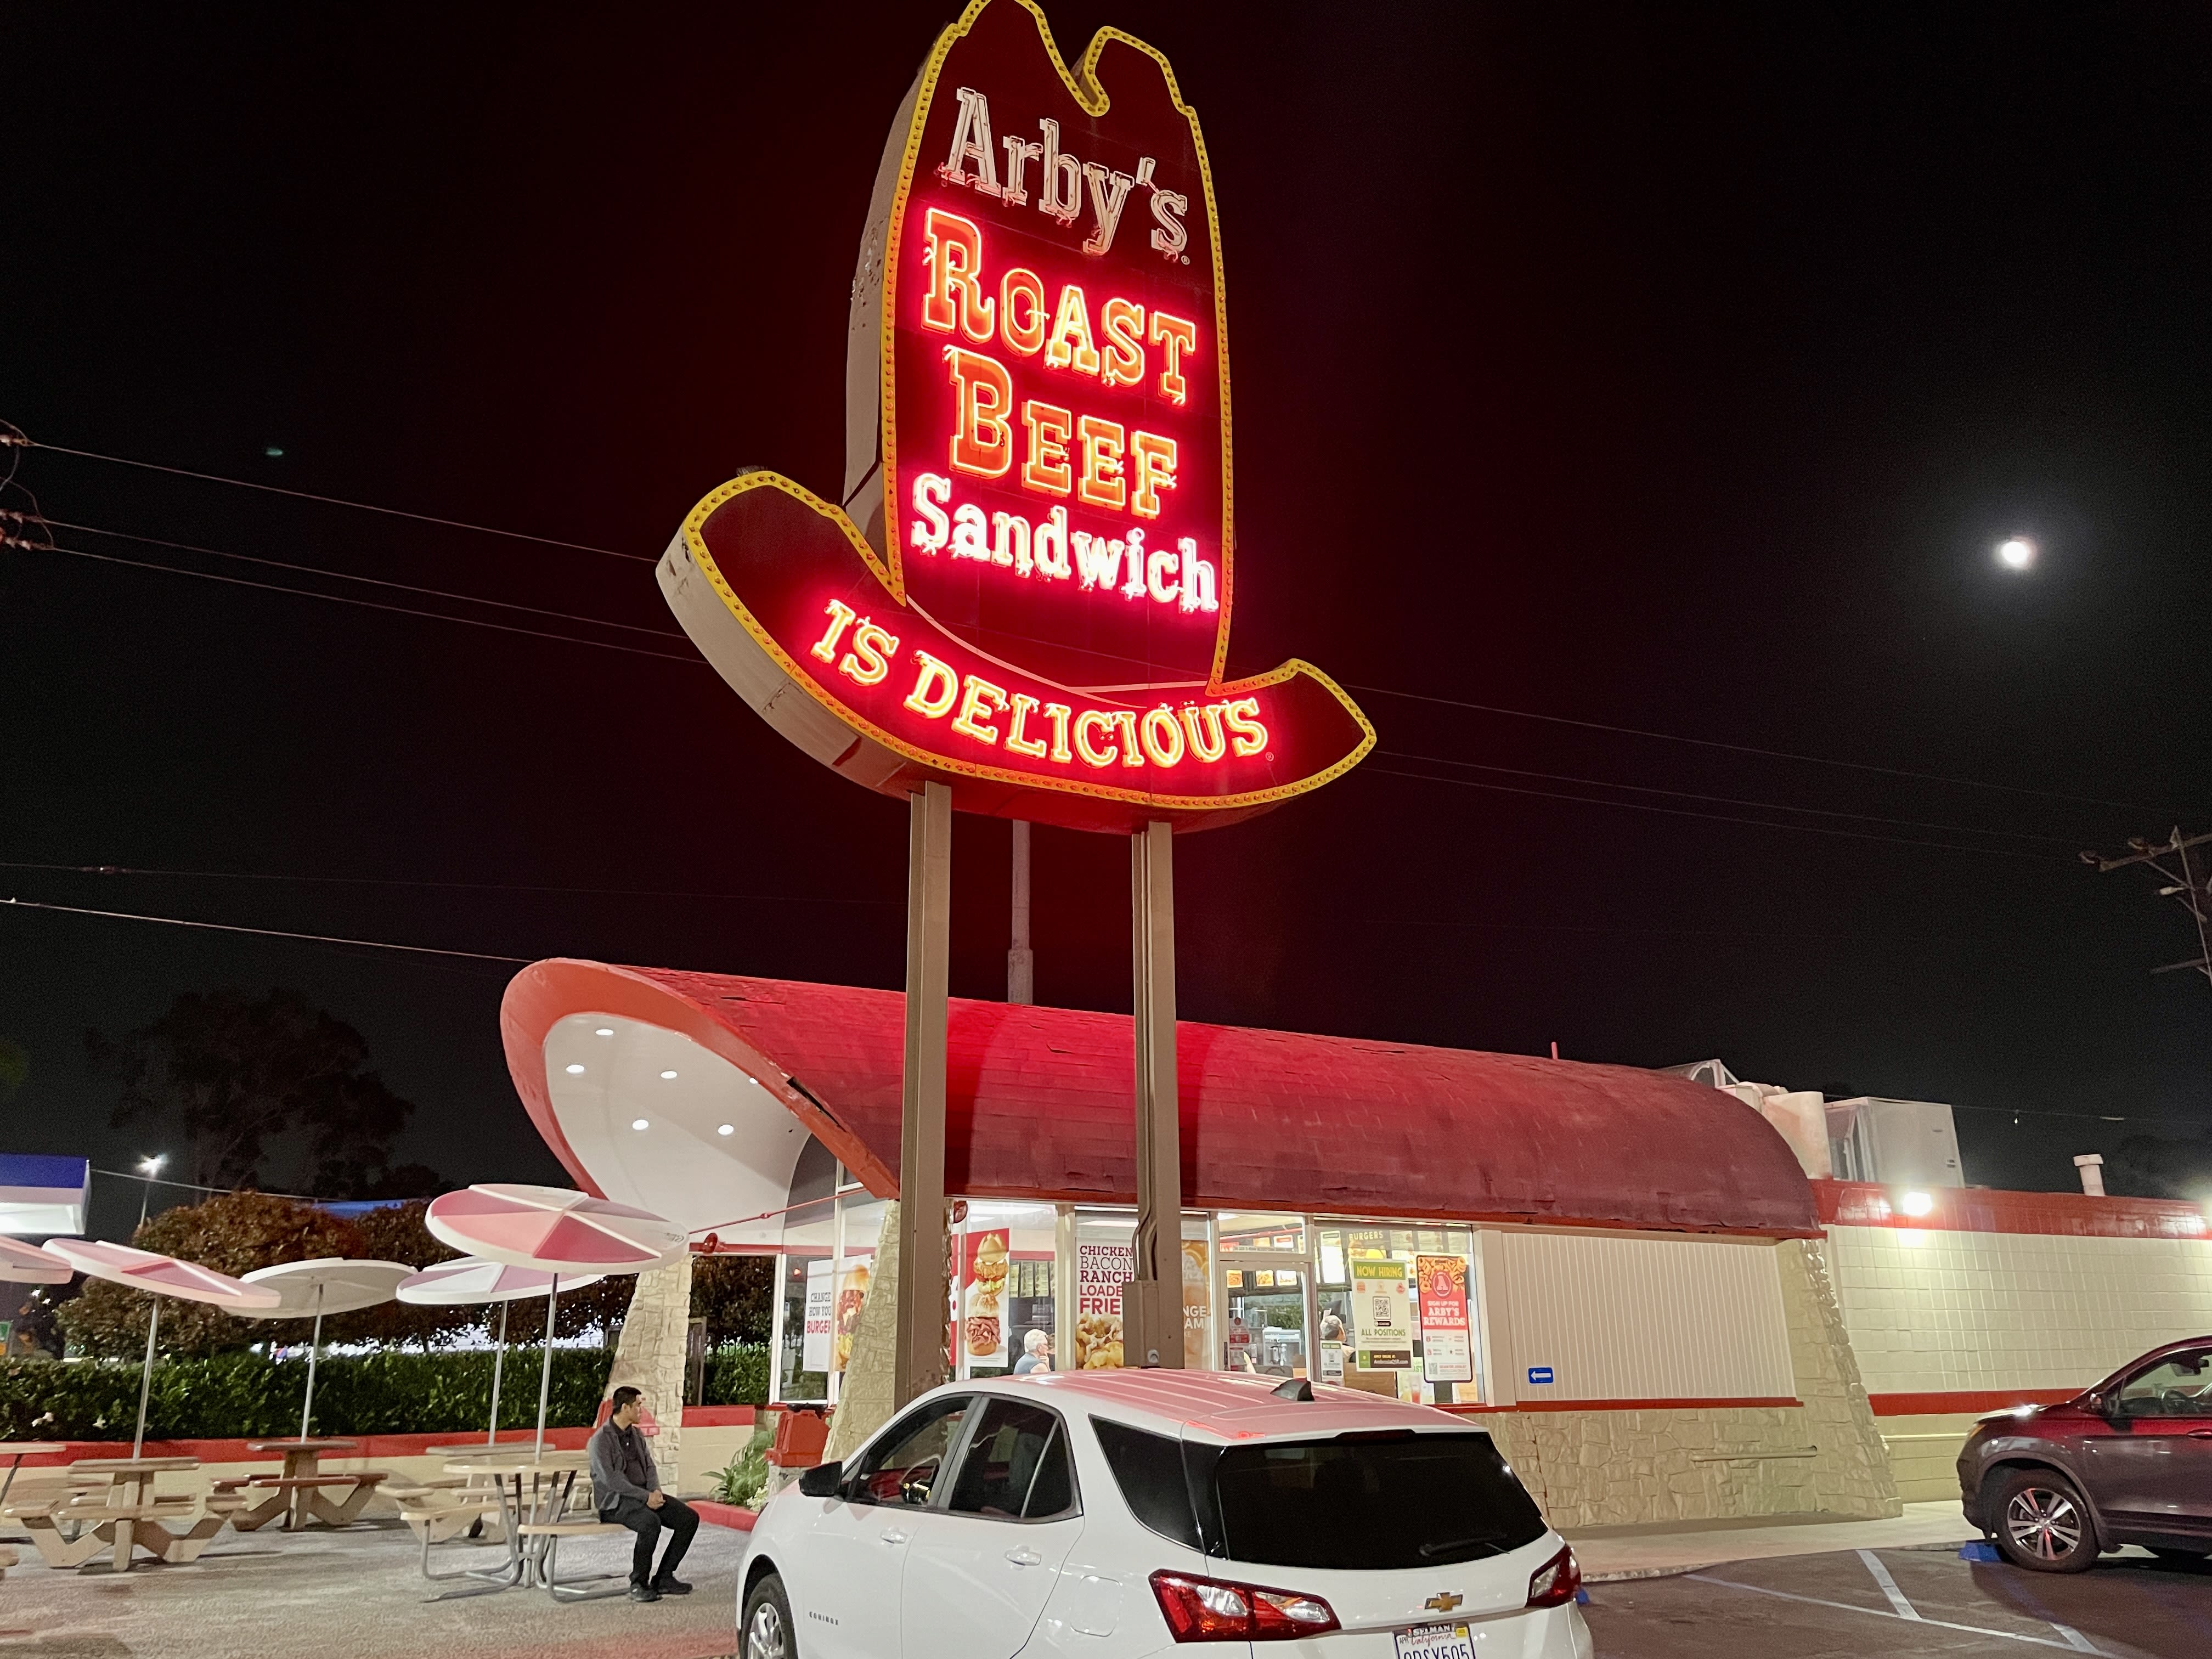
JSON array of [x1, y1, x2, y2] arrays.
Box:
[[659, 0, 1372, 835]]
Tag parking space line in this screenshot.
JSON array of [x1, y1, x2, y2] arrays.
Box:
[[1860, 1549, 1923, 1620], [2049, 1622, 2100, 1653], [1685, 1573, 2088, 1651]]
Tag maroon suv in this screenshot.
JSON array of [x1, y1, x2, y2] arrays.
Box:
[[1957, 1335, 2212, 1571]]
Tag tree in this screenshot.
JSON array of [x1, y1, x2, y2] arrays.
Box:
[[57, 1190, 360, 1357], [327, 1200, 472, 1350], [87, 989, 422, 1196], [691, 1253, 772, 1346]]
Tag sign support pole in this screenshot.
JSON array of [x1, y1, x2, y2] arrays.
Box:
[[896, 781, 953, 1407], [1008, 821, 1035, 1005], [1130, 819, 1184, 1367]]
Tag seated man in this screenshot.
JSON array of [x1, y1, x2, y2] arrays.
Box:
[[589, 1385, 699, 1602]]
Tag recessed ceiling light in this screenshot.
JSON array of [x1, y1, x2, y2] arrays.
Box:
[[716, 1124, 735, 1136], [660, 1070, 679, 1080], [565, 1064, 586, 1075], [594, 1028, 614, 1037], [631, 1118, 650, 1131]]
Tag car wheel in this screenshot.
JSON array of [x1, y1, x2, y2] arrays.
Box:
[[1994, 1470, 2097, 1573], [742, 1572, 798, 1659]]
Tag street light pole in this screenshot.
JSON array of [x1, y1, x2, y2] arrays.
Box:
[[135, 1155, 168, 1234]]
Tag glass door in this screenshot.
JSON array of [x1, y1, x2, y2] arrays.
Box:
[[1217, 1251, 1316, 1378]]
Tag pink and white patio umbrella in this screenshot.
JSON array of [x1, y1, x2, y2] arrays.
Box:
[[396, 1257, 605, 1446], [241, 1258, 414, 1442], [45, 1239, 281, 1455], [0, 1236, 75, 1285], [424, 1186, 686, 1453]]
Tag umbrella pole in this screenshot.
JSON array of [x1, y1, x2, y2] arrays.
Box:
[[133, 1299, 161, 1459], [487, 1300, 509, 1446], [534, 1276, 558, 1458], [300, 1287, 325, 1442]]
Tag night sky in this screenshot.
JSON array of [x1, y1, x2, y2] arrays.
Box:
[[4, 2, 2208, 1237]]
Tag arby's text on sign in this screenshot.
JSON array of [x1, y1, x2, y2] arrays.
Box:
[[658, 0, 1371, 835]]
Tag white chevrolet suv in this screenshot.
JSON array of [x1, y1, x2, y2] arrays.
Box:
[[736, 1368, 1592, 1659]]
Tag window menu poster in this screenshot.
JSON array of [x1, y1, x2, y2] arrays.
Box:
[[1414, 1254, 1473, 1384], [962, 1227, 1011, 1368], [1351, 1257, 1413, 1369], [800, 1259, 835, 1374]]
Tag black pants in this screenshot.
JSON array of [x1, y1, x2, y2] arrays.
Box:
[[604, 1494, 698, 1585]]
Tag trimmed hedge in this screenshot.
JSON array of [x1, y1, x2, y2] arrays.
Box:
[[1, 1343, 771, 1442]]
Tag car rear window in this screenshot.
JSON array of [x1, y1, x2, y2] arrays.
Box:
[[1209, 1432, 1545, 1571]]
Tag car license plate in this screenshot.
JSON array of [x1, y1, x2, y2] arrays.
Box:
[[1394, 1624, 1476, 1659]]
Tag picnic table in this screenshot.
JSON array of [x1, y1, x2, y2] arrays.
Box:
[[7, 1455, 225, 1573], [222, 1438, 388, 1531], [425, 1449, 612, 1593]]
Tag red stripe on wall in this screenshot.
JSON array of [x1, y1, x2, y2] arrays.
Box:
[[1815, 1179, 2209, 1240], [0, 1406, 757, 1468], [1869, 1389, 2080, 1417]]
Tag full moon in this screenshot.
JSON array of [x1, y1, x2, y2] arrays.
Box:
[[1996, 537, 2035, 569]]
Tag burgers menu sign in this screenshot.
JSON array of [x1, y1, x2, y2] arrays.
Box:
[[659, 0, 1372, 835]]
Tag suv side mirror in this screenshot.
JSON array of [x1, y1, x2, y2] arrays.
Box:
[[798, 1460, 844, 1498]]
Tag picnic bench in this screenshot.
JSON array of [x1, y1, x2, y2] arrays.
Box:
[[7, 1457, 225, 1573]]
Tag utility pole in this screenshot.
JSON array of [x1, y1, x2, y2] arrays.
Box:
[[2081, 828, 2212, 1002]]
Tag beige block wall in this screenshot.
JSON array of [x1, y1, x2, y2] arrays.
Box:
[[1827, 1224, 2212, 1397], [1483, 1236, 1899, 1528]]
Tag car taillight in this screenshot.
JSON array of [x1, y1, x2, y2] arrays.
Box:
[[1150, 1570, 1341, 1642], [1526, 1543, 1582, 1609]]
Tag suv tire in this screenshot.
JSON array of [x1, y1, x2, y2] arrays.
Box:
[[1993, 1469, 2098, 1573], [742, 1571, 798, 1659]]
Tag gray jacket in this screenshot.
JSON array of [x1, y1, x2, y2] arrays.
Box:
[[588, 1419, 659, 1511]]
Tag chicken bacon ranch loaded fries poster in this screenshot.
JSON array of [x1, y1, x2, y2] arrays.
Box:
[[1075, 1240, 1132, 1368]]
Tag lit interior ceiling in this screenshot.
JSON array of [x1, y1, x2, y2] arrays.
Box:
[[539, 1013, 812, 1246]]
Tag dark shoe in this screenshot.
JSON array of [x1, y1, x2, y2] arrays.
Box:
[[628, 1582, 662, 1603], [652, 1575, 693, 1595]]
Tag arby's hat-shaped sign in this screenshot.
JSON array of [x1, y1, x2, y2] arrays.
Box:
[[658, 0, 1372, 835]]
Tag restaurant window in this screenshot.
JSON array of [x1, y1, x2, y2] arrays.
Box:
[[772, 1143, 882, 1406], [1312, 1221, 1482, 1406]]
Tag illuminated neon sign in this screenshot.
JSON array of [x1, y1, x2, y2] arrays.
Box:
[[658, 0, 1372, 834]]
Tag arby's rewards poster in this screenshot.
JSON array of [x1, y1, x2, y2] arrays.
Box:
[[1414, 1253, 1473, 1384], [658, 0, 1372, 836]]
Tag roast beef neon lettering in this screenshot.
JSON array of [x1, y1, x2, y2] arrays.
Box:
[[922, 210, 1195, 489], [804, 597, 1263, 772]]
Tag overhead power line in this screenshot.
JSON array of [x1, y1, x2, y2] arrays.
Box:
[[0, 860, 901, 908], [0, 896, 532, 963], [2, 428, 648, 561], [1361, 765, 2060, 861], [8, 536, 701, 664], [1378, 750, 2075, 847], [1352, 684, 2183, 816], [39, 516, 688, 639]]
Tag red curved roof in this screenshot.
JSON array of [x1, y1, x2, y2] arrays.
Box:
[[502, 960, 1819, 1237]]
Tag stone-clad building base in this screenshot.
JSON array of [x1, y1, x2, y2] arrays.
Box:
[[1486, 1240, 1899, 1527]]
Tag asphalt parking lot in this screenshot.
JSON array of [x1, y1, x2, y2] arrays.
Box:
[[1584, 1542, 2212, 1658]]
